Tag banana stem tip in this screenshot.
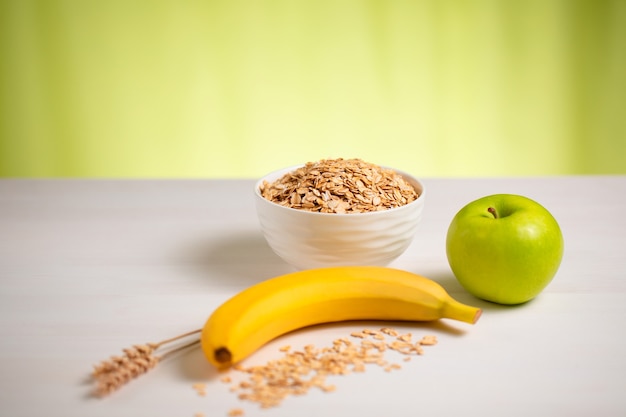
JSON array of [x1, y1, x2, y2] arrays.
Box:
[[473, 309, 482, 324]]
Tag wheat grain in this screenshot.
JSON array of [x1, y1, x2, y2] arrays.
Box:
[[91, 329, 201, 397], [93, 345, 160, 396]]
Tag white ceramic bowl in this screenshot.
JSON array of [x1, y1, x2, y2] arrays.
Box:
[[254, 165, 425, 270]]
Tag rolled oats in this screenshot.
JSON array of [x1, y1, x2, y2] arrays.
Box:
[[260, 158, 419, 213], [220, 328, 438, 411]]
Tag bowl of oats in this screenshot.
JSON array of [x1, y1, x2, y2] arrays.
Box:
[[254, 158, 425, 269]]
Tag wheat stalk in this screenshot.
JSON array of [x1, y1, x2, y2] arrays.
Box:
[[91, 329, 201, 397]]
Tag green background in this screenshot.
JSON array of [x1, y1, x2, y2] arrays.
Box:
[[1, 0, 625, 178]]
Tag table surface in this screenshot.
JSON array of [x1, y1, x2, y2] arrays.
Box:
[[1, 177, 625, 417]]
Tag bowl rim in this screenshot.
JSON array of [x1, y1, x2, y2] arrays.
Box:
[[254, 164, 425, 217]]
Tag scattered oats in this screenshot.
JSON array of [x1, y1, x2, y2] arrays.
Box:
[[398, 333, 413, 342], [384, 363, 402, 372], [388, 340, 413, 354], [419, 335, 438, 346], [259, 158, 419, 214], [376, 342, 388, 351], [220, 376, 232, 384], [380, 328, 399, 337], [223, 328, 438, 410], [403, 356, 412, 362], [192, 383, 207, 397], [361, 339, 387, 352], [194, 413, 205, 417], [279, 345, 291, 352], [353, 363, 366, 372], [228, 408, 244, 417]]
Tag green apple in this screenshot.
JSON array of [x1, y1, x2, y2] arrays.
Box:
[[446, 194, 564, 305]]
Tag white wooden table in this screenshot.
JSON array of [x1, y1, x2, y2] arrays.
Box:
[[1, 177, 625, 417]]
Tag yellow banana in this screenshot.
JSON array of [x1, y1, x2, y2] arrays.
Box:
[[201, 266, 481, 369]]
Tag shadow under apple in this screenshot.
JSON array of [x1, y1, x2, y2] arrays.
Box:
[[425, 270, 533, 314]]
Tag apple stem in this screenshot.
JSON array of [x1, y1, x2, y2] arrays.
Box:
[[488, 207, 498, 219]]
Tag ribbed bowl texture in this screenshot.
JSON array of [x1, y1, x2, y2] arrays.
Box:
[[254, 165, 425, 270]]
